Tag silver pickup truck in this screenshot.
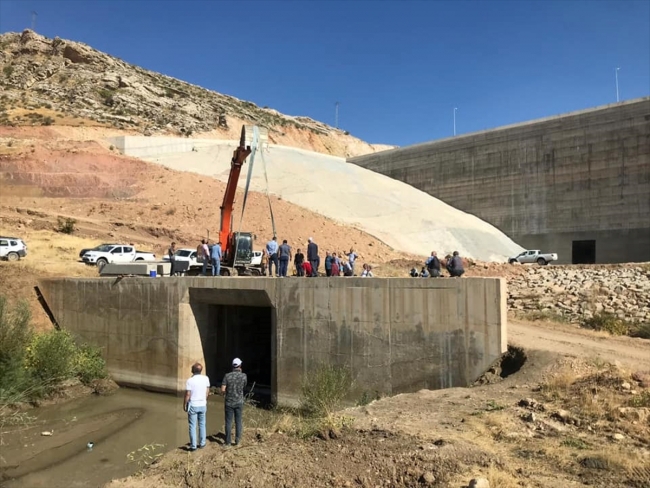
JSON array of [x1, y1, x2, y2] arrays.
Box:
[[508, 249, 558, 266]]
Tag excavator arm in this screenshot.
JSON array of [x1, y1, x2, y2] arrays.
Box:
[[219, 126, 252, 253]]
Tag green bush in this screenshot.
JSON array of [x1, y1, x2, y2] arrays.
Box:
[[0, 298, 37, 402], [583, 312, 629, 336], [300, 364, 352, 417], [75, 342, 107, 384], [27, 329, 78, 383], [630, 322, 650, 340], [0, 296, 108, 405], [56, 216, 76, 234]]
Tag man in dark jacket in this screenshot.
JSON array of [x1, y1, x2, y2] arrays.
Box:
[[294, 248, 305, 276], [446, 251, 465, 277], [307, 237, 319, 277], [425, 251, 441, 277]]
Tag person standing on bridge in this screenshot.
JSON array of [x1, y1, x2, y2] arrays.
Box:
[[221, 358, 247, 447], [278, 239, 292, 277], [211, 241, 222, 277], [294, 248, 305, 276], [184, 362, 210, 451], [307, 237, 319, 277], [168, 242, 177, 276], [266, 236, 279, 277]]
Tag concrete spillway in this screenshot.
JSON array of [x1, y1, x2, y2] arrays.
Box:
[[109, 136, 523, 261], [38, 277, 507, 404]]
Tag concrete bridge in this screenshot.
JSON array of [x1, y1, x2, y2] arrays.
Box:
[[38, 277, 507, 405]]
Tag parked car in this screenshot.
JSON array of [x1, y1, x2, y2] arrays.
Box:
[[509, 249, 558, 266], [79, 243, 118, 259], [250, 251, 263, 267], [163, 248, 201, 268], [82, 244, 156, 270], [0, 236, 27, 261]]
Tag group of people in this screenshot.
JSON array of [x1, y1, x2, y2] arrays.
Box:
[[184, 358, 247, 451], [167, 240, 223, 277], [263, 236, 373, 278], [410, 250, 465, 278]]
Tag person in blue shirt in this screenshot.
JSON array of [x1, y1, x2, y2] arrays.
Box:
[[211, 241, 222, 277], [265, 236, 279, 277]]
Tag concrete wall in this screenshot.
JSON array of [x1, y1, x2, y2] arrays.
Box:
[[38, 277, 507, 404], [349, 98, 650, 264]]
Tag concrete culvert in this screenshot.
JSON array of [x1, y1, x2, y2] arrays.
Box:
[[474, 345, 527, 385]]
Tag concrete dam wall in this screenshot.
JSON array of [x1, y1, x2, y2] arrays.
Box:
[[38, 277, 507, 404], [349, 98, 650, 264]]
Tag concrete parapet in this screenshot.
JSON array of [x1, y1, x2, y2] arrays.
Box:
[[38, 277, 507, 404]]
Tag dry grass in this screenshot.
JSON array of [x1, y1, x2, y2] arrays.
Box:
[[0, 227, 99, 277], [540, 367, 577, 400], [5, 107, 111, 128], [486, 465, 520, 488]]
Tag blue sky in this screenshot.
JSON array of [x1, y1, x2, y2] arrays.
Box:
[[1, 0, 649, 146]]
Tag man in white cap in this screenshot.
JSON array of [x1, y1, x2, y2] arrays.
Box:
[[221, 357, 247, 447], [307, 237, 319, 277]]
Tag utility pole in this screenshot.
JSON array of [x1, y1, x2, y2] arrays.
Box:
[[31, 11, 37, 31], [453, 107, 458, 136], [615, 67, 621, 102], [335, 102, 339, 129]]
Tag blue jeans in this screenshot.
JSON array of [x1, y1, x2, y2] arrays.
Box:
[[187, 405, 207, 449], [211, 258, 220, 276], [224, 403, 243, 446], [268, 253, 279, 276], [279, 258, 289, 277]]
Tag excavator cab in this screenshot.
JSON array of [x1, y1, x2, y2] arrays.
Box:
[[232, 232, 254, 267]]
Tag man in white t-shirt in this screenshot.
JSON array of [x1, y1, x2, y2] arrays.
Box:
[[183, 362, 210, 450]]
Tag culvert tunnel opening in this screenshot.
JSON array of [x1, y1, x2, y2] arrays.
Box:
[[474, 345, 528, 385], [192, 300, 274, 406]]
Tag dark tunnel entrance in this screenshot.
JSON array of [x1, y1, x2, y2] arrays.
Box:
[[189, 289, 275, 405]]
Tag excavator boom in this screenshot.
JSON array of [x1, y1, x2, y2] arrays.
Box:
[[219, 128, 251, 250]]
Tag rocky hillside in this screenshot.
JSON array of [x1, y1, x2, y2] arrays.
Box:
[[509, 265, 650, 326], [0, 29, 392, 157]]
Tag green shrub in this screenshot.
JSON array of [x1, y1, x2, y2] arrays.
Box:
[[74, 342, 107, 384], [630, 322, 650, 340], [26, 329, 78, 383], [0, 296, 107, 405], [583, 312, 629, 336], [300, 364, 352, 417], [56, 216, 76, 234], [41, 116, 54, 126], [628, 390, 650, 408], [0, 298, 36, 402], [3, 65, 13, 77]]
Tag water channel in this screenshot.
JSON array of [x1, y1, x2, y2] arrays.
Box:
[[1, 389, 235, 488]]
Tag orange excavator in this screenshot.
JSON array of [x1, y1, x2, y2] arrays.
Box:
[[215, 125, 265, 276]]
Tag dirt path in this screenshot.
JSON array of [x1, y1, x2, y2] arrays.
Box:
[[509, 318, 650, 369]]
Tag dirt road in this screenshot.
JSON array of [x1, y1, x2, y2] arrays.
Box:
[[509, 318, 650, 369]]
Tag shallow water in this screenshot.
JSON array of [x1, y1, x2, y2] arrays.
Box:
[[1, 389, 229, 488]]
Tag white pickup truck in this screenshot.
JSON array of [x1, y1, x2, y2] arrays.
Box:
[[509, 250, 558, 266], [82, 244, 156, 270]]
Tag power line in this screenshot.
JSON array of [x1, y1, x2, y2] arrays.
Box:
[[335, 101, 339, 129], [31, 11, 37, 31]]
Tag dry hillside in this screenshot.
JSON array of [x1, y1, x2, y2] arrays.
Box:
[[0, 29, 393, 157]]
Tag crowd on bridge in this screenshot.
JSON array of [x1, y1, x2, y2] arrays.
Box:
[[262, 236, 373, 278], [167, 237, 465, 278]]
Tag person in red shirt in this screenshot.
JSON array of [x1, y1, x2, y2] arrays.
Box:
[[302, 260, 312, 277], [330, 259, 340, 276]]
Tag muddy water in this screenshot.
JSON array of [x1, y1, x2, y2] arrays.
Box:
[[1, 389, 230, 488]]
